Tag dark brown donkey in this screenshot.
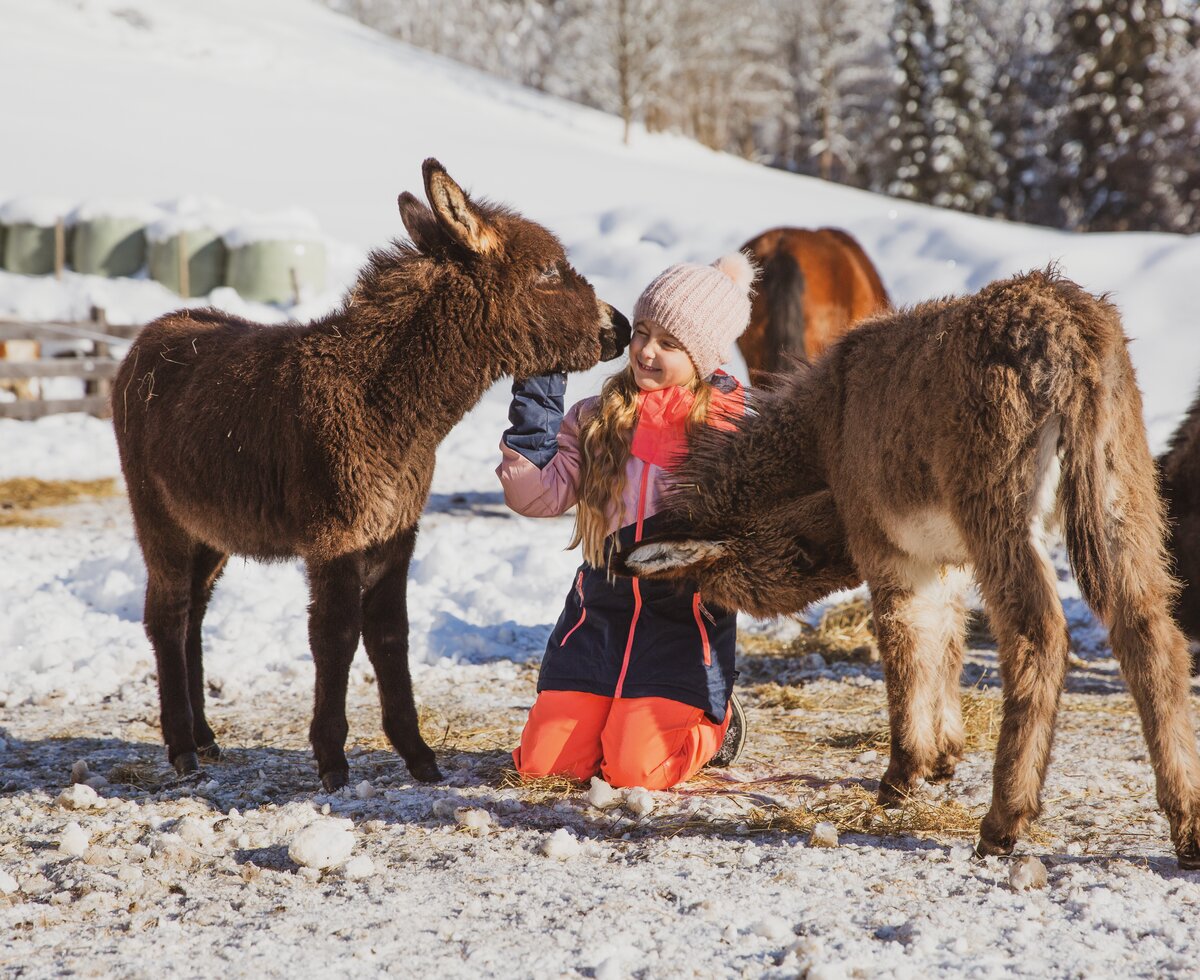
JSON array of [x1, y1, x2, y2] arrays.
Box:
[[621, 269, 1200, 868], [113, 159, 630, 791], [1159, 386, 1200, 670], [736, 227, 889, 385]]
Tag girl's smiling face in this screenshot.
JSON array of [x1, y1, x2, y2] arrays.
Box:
[[629, 319, 697, 392]]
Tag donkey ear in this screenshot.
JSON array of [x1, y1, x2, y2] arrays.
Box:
[[397, 192, 446, 254], [421, 158, 500, 256], [625, 539, 729, 576]]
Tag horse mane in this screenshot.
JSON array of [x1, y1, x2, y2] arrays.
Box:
[[763, 246, 808, 370]]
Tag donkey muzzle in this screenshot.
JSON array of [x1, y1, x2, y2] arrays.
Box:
[[599, 304, 632, 362]]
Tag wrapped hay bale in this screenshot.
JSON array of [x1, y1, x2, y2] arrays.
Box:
[[224, 211, 326, 304], [0, 197, 73, 275], [147, 209, 229, 298], [70, 200, 162, 278]]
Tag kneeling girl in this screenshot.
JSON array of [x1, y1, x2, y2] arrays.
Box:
[[496, 252, 756, 789]]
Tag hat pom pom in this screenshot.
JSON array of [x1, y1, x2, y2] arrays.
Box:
[[712, 251, 757, 292]]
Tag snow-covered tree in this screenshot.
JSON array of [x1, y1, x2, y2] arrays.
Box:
[[928, 0, 999, 214], [1058, 0, 1199, 231], [886, 0, 940, 203]]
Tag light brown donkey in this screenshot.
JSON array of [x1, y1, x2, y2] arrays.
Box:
[[622, 269, 1200, 868]]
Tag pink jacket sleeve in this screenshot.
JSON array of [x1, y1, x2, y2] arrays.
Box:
[[496, 399, 590, 517]]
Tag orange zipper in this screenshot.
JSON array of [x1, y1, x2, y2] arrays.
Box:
[[561, 570, 587, 645], [692, 592, 711, 667], [615, 463, 652, 698]]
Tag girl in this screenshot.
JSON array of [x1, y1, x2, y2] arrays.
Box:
[[496, 252, 756, 790]]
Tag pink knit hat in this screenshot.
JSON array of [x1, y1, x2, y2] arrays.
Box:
[[632, 252, 758, 378]]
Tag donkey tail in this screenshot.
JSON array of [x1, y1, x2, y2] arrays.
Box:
[[1058, 390, 1116, 624]]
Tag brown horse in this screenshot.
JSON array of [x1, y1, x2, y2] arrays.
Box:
[[113, 159, 630, 790], [736, 227, 889, 384]]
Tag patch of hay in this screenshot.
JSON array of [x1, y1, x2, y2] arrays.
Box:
[[751, 785, 985, 839], [739, 597, 877, 665], [496, 767, 580, 804], [0, 478, 120, 528], [961, 689, 1001, 752], [107, 760, 164, 789]]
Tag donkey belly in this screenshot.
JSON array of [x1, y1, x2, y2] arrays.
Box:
[[883, 507, 972, 567]]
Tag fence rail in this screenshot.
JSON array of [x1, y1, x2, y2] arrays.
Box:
[[0, 308, 136, 420]]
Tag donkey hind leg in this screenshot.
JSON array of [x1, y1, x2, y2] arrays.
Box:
[[186, 545, 228, 761], [968, 535, 1069, 858], [1101, 467, 1200, 867], [306, 555, 364, 792], [928, 568, 972, 784], [361, 527, 442, 783], [143, 542, 202, 775], [871, 567, 963, 805]]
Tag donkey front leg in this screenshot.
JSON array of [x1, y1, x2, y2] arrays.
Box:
[[185, 545, 228, 762], [145, 557, 200, 775], [362, 527, 442, 783], [306, 556, 363, 792], [871, 573, 954, 805]]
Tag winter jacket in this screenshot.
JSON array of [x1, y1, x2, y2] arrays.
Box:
[[496, 371, 746, 723]]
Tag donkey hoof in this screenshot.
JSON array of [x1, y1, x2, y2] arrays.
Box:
[[876, 781, 909, 809], [973, 835, 1016, 859], [197, 742, 223, 762], [173, 752, 201, 776], [408, 758, 444, 784], [1176, 842, 1200, 871], [321, 770, 350, 793]]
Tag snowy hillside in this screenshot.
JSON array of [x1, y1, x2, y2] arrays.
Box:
[[4, 2, 1200, 977]]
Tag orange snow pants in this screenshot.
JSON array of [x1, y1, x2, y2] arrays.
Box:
[[513, 690, 730, 790]]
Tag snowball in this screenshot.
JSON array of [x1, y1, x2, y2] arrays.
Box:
[[1009, 855, 1048, 891], [624, 787, 655, 819], [454, 807, 493, 834], [71, 760, 90, 784], [739, 850, 761, 869], [59, 822, 89, 858], [948, 844, 975, 863], [809, 822, 839, 848], [58, 783, 103, 811], [587, 777, 622, 810], [174, 816, 212, 844], [343, 855, 376, 880], [750, 915, 792, 941], [594, 958, 623, 980], [84, 775, 109, 791], [541, 828, 581, 859], [0, 870, 17, 894], [288, 820, 354, 870], [431, 797, 467, 819], [856, 750, 878, 765], [1066, 842, 1083, 857], [355, 780, 376, 800]]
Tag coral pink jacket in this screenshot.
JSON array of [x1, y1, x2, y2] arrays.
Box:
[[497, 372, 744, 530]]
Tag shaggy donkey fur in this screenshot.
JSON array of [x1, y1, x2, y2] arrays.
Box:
[[113, 160, 630, 791], [1159, 387, 1200, 669], [622, 269, 1200, 868]]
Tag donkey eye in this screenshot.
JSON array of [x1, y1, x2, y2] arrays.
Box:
[[538, 264, 561, 284]]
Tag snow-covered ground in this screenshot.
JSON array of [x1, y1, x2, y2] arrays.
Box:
[[3, 0, 1200, 976]]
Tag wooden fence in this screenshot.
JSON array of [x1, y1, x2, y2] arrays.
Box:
[[0, 308, 139, 420]]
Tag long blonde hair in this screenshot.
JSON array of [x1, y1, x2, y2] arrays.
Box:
[[570, 365, 713, 567]]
